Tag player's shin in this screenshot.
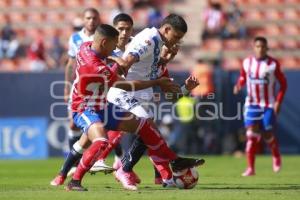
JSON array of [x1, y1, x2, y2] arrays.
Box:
[[73, 138, 108, 181], [245, 130, 260, 171], [148, 150, 173, 180], [60, 141, 83, 177], [95, 130, 122, 161], [136, 119, 177, 161]]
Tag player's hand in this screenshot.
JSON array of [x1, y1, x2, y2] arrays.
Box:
[[274, 101, 281, 115], [233, 84, 241, 95], [159, 44, 180, 65], [158, 77, 181, 93], [184, 76, 199, 91]]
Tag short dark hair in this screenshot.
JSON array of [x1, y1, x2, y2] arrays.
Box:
[[160, 14, 188, 33], [83, 7, 100, 16], [96, 24, 119, 38], [113, 13, 133, 26], [254, 36, 268, 45]]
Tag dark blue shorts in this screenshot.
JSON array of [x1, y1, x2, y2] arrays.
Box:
[[73, 102, 127, 134]]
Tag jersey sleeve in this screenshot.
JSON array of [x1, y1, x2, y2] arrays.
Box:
[[123, 37, 154, 61], [236, 59, 247, 87], [67, 34, 77, 58], [274, 61, 287, 104]]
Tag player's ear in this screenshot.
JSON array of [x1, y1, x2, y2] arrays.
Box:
[[100, 38, 107, 48]]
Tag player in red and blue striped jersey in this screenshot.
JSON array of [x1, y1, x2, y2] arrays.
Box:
[[234, 36, 287, 176]]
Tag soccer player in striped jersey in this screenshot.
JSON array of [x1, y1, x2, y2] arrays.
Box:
[[234, 36, 287, 176]]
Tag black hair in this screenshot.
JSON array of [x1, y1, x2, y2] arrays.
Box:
[[113, 13, 133, 26], [83, 7, 100, 16], [96, 24, 119, 38], [160, 14, 188, 33], [254, 36, 268, 45]]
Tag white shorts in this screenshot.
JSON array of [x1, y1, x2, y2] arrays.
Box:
[[107, 87, 153, 119]]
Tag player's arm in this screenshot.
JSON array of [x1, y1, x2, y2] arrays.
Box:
[[108, 55, 138, 76], [64, 57, 75, 102], [113, 75, 179, 91], [233, 65, 247, 95], [64, 36, 77, 102], [274, 62, 287, 114]]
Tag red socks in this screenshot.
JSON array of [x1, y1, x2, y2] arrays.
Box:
[[137, 120, 177, 161], [266, 136, 281, 159], [96, 131, 122, 161], [73, 139, 108, 181], [245, 136, 259, 170], [148, 149, 173, 180]]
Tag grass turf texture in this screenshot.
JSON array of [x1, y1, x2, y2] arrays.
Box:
[[0, 155, 299, 200]]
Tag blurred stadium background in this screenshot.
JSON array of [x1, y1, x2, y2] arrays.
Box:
[[0, 0, 300, 160]]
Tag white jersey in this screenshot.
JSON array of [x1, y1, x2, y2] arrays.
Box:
[[123, 27, 164, 101], [108, 47, 153, 118], [67, 28, 94, 58]]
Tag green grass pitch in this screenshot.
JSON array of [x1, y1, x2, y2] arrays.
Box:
[[0, 155, 299, 200]]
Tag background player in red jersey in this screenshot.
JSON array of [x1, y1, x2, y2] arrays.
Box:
[[234, 36, 287, 176]]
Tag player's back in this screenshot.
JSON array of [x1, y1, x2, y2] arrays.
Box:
[[71, 42, 116, 112]]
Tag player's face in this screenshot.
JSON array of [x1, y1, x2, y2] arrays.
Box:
[[164, 26, 185, 48], [114, 21, 133, 48], [83, 11, 100, 33], [254, 40, 268, 59], [103, 37, 118, 57]]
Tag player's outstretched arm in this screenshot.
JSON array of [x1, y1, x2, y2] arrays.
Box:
[[113, 76, 179, 92], [64, 58, 75, 102]]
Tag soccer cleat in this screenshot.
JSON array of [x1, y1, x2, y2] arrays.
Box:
[[113, 157, 122, 170], [154, 177, 163, 185], [89, 160, 115, 175], [67, 167, 77, 177], [132, 171, 141, 184], [242, 168, 255, 176], [50, 174, 66, 186], [65, 179, 87, 191], [114, 168, 138, 191], [170, 157, 205, 172], [162, 178, 176, 188], [273, 156, 281, 173]]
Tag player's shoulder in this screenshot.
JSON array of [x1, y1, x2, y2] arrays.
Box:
[[242, 55, 253, 66], [69, 30, 83, 45], [267, 56, 280, 66], [132, 28, 157, 44]]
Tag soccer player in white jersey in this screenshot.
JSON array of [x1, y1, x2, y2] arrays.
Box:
[[105, 14, 205, 189], [234, 37, 287, 176]]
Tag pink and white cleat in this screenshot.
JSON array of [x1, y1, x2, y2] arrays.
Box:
[[273, 157, 281, 173], [242, 168, 255, 177], [132, 171, 141, 184], [115, 168, 138, 191], [50, 174, 66, 186]]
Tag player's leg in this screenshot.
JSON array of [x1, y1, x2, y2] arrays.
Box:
[[242, 105, 262, 176], [50, 134, 89, 186], [261, 108, 281, 172], [66, 111, 110, 191], [90, 130, 122, 174], [116, 112, 205, 189]]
